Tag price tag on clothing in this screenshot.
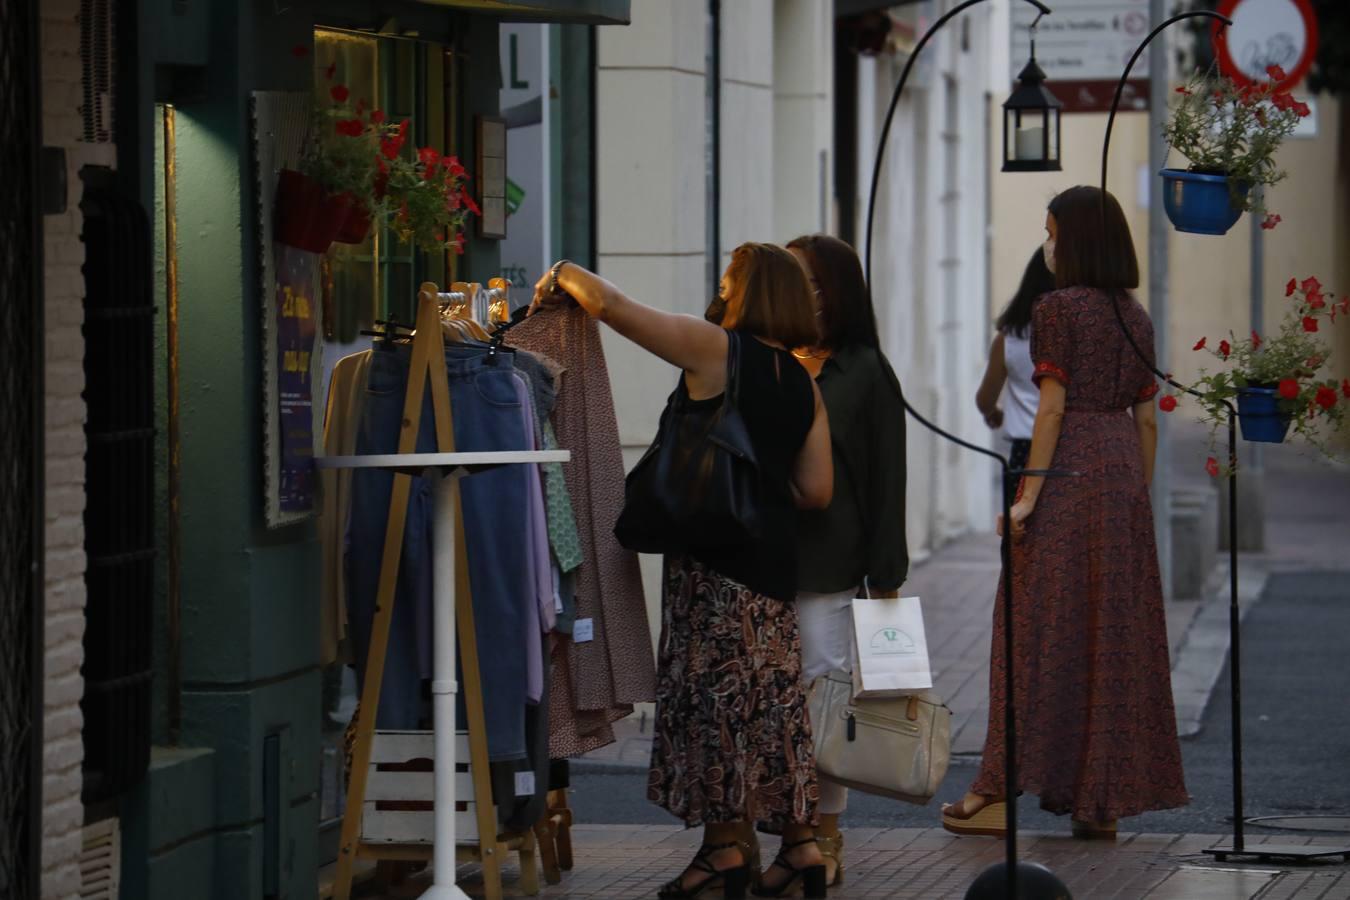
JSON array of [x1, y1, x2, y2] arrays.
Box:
[[573, 618, 594, 643], [514, 771, 536, 797]]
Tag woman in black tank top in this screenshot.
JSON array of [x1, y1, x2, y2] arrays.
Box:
[[533, 244, 834, 899]]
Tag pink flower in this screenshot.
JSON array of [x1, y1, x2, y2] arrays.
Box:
[[1301, 276, 1322, 294], [1266, 64, 1288, 82], [1261, 213, 1281, 230], [1205, 457, 1220, 478], [1315, 386, 1337, 411], [1303, 316, 1319, 333]]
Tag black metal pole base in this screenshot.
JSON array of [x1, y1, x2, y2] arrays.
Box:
[[965, 861, 1073, 900], [1203, 844, 1350, 864]]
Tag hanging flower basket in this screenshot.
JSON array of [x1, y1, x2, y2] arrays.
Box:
[[334, 195, 372, 244], [1160, 169, 1249, 236], [274, 168, 352, 254], [1234, 386, 1292, 443], [1160, 65, 1311, 237]]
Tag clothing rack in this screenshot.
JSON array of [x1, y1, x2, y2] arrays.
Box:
[[322, 287, 570, 900]]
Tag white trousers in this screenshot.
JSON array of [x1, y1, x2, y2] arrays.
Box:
[[797, 588, 857, 816]]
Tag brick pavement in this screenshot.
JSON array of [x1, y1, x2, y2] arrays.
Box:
[[342, 825, 1349, 898]]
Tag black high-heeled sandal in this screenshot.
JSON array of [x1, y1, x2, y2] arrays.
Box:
[[752, 837, 828, 899], [657, 841, 751, 899]]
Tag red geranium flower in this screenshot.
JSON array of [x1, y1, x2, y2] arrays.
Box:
[[1302, 276, 1322, 294], [1342, 378, 1350, 399], [1261, 213, 1281, 230], [1286, 277, 1298, 297], [1308, 290, 1326, 310], [1294, 100, 1311, 118], [1175, 86, 1191, 95], [1279, 378, 1300, 399], [1266, 64, 1288, 82], [334, 119, 363, 137], [418, 146, 441, 172], [399, 119, 411, 137], [1251, 330, 1262, 351], [1193, 337, 1207, 351], [1315, 386, 1337, 411], [1303, 316, 1319, 333], [463, 191, 481, 216], [1205, 457, 1220, 478], [330, 84, 349, 103], [444, 155, 467, 179], [371, 109, 386, 124], [1159, 395, 1178, 412], [1219, 339, 1231, 359], [380, 137, 401, 160], [1272, 92, 1294, 111], [292, 45, 309, 58]]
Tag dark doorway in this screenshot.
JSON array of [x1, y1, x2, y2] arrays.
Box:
[[0, 0, 46, 897]]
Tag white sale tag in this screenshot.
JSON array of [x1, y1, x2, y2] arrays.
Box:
[[514, 771, 536, 797], [573, 618, 594, 643]]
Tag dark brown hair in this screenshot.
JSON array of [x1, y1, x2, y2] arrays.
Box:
[[720, 242, 818, 349], [1047, 185, 1140, 292], [785, 234, 880, 350], [997, 245, 1056, 338]]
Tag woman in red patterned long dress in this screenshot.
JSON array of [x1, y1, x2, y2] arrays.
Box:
[[942, 186, 1189, 838]]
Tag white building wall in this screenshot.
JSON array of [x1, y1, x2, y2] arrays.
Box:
[[860, 0, 998, 559], [596, 0, 709, 652], [40, 1, 114, 897], [772, 0, 833, 242]]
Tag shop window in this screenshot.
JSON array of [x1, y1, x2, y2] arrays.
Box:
[[314, 29, 453, 341]]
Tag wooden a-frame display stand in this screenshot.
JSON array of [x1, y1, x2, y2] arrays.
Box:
[[323, 290, 568, 900]]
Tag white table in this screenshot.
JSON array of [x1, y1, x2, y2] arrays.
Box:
[[317, 450, 570, 900]]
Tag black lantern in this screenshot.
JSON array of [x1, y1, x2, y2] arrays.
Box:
[[1002, 24, 1063, 172]]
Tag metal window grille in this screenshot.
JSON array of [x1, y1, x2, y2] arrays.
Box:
[[0, 0, 44, 894], [80, 174, 154, 803], [79, 0, 115, 143]]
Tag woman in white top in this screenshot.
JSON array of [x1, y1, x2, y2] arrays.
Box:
[[976, 246, 1058, 473]]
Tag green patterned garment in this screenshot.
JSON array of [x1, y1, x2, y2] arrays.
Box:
[[541, 421, 583, 573]]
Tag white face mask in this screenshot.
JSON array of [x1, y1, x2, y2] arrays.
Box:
[[1042, 238, 1057, 274]]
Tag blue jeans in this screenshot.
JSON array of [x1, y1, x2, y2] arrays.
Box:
[[347, 346, 532, 760]]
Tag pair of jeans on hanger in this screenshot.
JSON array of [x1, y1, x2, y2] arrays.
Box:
[[346, 344, 532, 761]]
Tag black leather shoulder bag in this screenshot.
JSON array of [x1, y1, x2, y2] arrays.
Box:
[[614, 331, 763, 554]]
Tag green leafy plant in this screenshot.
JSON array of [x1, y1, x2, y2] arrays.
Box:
[[377, 130, 480, 254], [300, 76, 381, 202], [1160, 276, 1350, 474], [1162, 64, 1311, 216]]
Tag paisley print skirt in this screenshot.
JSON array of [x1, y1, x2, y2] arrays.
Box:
[[648, 556, 819, 828]]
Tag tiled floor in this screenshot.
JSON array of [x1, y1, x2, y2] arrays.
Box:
[[346, 825, 1350, 899]]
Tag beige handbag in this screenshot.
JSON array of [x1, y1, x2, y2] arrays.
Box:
[[807, 668, 952, 805]]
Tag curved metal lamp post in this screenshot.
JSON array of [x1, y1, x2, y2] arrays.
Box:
[[1098, 11, 1350, 865], [861, 2, 1074, 897]]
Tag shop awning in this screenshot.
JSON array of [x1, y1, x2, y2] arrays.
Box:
[[412, 0, 629, 24]]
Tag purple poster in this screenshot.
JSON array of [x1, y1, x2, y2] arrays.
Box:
[[276, 244, 318, 512]]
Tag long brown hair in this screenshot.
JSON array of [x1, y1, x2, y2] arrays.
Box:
[[786, 234, 881, 351], [720, 242, 818, 349], [1047, 186, 1140, 292]]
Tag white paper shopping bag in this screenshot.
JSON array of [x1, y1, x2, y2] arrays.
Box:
[[851, 595, 933, 697]]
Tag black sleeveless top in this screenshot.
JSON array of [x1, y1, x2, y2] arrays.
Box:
[[687, 333, 816, 601]]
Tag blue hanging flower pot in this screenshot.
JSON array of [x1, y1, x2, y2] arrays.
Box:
[[1160, 169, 1250, 236], [1235, 386, 1292, 443]]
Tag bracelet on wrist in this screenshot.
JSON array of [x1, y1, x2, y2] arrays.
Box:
[[549, 259, 572, 296]]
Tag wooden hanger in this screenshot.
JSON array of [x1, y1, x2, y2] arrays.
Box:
[[486, 277, 511, 327]]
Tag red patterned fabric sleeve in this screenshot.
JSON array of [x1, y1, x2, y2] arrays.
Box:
[[1030, 292, 1071, 386]]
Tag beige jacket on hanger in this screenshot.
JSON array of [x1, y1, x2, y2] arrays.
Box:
[[319, 350, 373, 666]]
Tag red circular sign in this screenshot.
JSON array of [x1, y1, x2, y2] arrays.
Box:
[[1211, 0, 1319, 90]]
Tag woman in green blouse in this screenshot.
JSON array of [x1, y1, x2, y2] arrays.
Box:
[[782, 234, 910, 888]]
